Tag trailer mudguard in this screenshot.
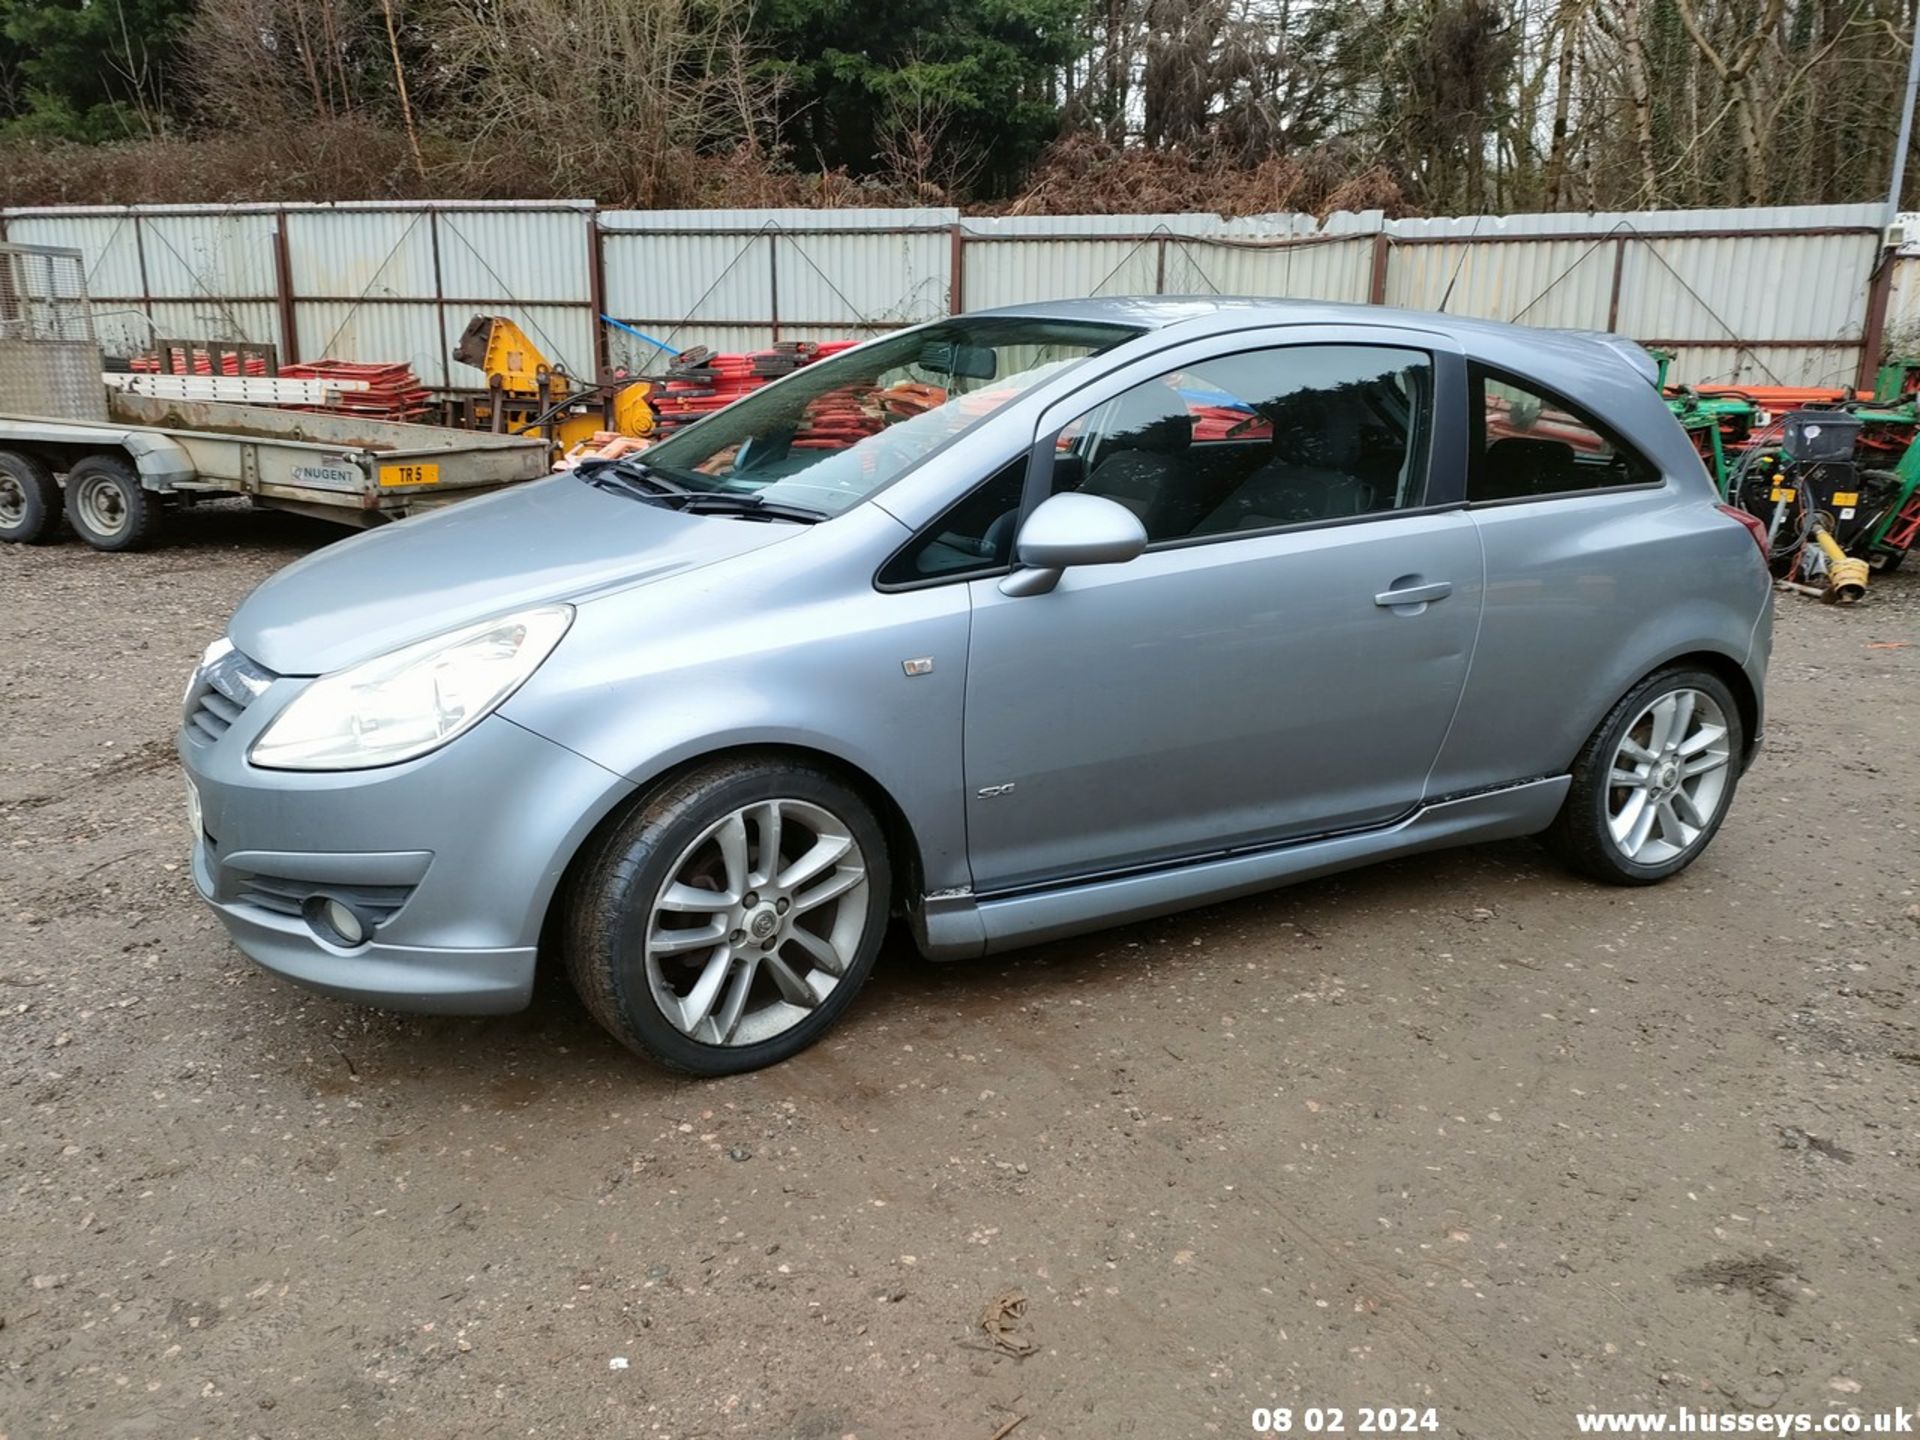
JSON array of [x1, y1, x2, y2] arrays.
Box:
[[0, 417, 197, 490]]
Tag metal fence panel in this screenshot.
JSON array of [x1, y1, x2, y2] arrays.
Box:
[[602, 229, 773, 327], [962, 237, 1159, 308], [284, 208, 439, 303], [1658, 343, 1867, 389], [1386, 237, 1615, 327], [599, 210, 955, 348], [1, 212, 145, 298], [433, 207, 590, 303], [144, 298, 280, 348], [774, 229, 950, 326], [1613, 232, 1874, 343], [138, 211, 279, 300], [0, 199, 1897, 392], [960, 213, 1380, 309], [1168, 237, 1375, 301]]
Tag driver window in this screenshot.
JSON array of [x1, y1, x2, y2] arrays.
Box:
[[1055, 345, 1433, 544]]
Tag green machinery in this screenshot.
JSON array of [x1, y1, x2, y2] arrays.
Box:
[[1656, 351, 1920, 575]]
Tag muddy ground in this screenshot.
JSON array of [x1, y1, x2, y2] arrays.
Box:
[[2, 505, 1916, 1440]]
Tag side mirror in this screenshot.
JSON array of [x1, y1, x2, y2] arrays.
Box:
[[999, 492, 1148, 597]]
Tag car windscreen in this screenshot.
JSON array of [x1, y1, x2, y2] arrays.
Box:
[[633, 318, 1146, 517]]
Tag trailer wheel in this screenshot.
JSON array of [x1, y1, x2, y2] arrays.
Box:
[[64, 454, 162, 552], [0, 449, 61, 544]]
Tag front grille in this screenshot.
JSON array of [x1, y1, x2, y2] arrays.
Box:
[[184, 647, 276, 745], [234, 872, 415, 926]]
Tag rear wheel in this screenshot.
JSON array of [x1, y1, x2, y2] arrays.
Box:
[[64, 453, 162, 552], [1546, 667, 1745, 885], [564, 759, 891, 1075], [0, 450, 60, 544]]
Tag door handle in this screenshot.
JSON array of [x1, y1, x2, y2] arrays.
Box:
[[1374, 579, 1453, 609]]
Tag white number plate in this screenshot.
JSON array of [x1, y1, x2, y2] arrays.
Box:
[[186, 778, 203, 847]]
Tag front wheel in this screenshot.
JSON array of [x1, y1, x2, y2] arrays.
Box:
[[564, 759, 892, 1075], [1545, 668, 1745, 885]]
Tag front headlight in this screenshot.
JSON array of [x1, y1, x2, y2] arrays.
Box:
[[249, 605, 573, 771]]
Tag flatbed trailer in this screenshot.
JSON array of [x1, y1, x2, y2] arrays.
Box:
[[0, 239, 550, 552], [0, 391, 551, 551]]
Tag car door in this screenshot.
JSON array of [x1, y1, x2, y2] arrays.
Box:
[[960, 328, 1486, 895]]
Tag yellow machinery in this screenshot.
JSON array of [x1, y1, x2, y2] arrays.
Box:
[[1809, 523, 1870, 603], [451, 315, 653, 456]]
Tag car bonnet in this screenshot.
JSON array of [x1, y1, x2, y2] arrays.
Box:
[[226, 473, 800, 675]]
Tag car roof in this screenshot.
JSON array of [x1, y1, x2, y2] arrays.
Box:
[[973, 296, 1660, 387]]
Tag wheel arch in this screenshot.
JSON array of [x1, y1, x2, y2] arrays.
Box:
[[1572, 646, 1762, 773], [535, 741, 930, 959], [1669, 649, 1760, 765]]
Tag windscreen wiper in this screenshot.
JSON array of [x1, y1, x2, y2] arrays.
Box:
[[577, 457, 823, 523], [677, 492, 827, 525], [575, 457, 691, 501]]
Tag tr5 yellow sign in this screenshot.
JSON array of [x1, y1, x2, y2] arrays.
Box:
[[378, 462, 440, 488]]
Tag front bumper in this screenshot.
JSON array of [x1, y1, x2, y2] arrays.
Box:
[[180, 683, 633, 1016]]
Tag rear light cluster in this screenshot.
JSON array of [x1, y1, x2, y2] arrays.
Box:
[[1716, 504, 1771, 565]]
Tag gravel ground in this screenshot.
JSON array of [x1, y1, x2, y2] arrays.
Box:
[[2, 505, 1917, 1440]]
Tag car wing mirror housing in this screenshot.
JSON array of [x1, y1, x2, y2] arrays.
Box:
[[999, 492, 1148, 597]]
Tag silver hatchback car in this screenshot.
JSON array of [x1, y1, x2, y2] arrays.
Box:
[[180, 298, 1772, 1073]]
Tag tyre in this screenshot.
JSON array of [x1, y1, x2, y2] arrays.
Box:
[[564, 758, 892, 1075], [63, 453, 162, 552], [0, 449, 61, 544], [1545, 666, 1746, 885]]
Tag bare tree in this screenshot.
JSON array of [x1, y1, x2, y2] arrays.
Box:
[[190, 0, 385, 124], [432, 0, 776, 206], [377, 0, 427, 181], [1671, 0, 1788, 202], [876, 84, 986, 201]]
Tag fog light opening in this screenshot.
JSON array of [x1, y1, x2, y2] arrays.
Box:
[[305, 894, 372, 948]]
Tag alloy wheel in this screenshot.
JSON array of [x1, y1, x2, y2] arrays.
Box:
[[643, 798, 870, 1047], [1605, 687, 1733, 865]]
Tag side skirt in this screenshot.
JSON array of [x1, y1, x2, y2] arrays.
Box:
[[913, 775, 1571, 961]]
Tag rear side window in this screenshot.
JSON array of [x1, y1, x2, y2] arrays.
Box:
[[877, 458, 1026, 587], [1470, 368, 1659, 503]]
